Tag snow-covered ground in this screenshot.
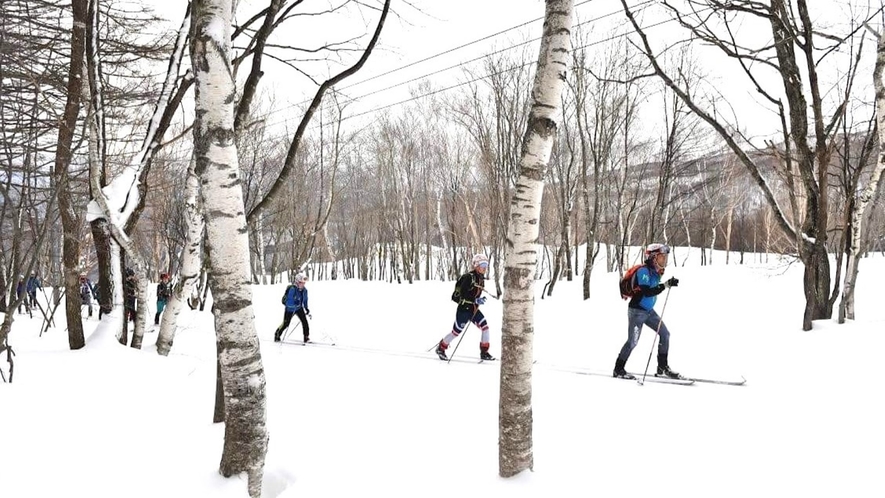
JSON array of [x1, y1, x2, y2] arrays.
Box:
[[1, 249, 883, 498]]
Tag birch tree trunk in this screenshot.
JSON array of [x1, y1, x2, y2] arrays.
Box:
[[435, 195, 449, 275], [839, 27, 885, 322], [499, 0, 572, 478], [83, 2, 192, 345], [253, 217, 267, 284], [82, 0, 151, 349], [157, 159, 204, 355], [84, 88, 150, 349], [323, 222, 338, 280], [190, 1, 268, 495]]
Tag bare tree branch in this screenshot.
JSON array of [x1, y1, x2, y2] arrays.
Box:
[[247, 0, 391, 222]]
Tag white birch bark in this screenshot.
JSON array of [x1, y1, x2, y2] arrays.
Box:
[[190, 1, 267, 495], [254, 216, 267, 284], [840, 27, 885, 322], [157, 158, 204, 355], [84, 4, 191, 227], [499, 0, 572, 478], [435, 194, 449, 268], [83, 2, 191, 346], [82, 39, 150, 347], [708, 205, 716, 265], [322, 222, 338, 279], [460, 194, 483, 252]]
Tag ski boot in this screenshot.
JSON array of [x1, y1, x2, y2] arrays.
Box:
[[613, 358, 635, 380], [435, 341, 448, 360], [479, 342, 496, 361], [655, 354, 684, 379]]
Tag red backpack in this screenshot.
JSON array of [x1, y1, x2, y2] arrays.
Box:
[[618, 264, 644, 300]]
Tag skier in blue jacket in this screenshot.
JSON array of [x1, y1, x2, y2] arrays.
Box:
[[26, 271, 41, 307], [613, 243, 681, 380], [274, 273, 310, 343]]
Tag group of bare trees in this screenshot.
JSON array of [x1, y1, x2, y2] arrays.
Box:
[[620, 0, 885, 329], [1, 0, 391, 494], [4, 0, 885, 492]]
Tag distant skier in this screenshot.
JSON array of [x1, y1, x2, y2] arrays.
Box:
[[15, 275, 30, 315], [274, 272, 310, 343], [26, 271, 41, 307], [435, 254, 495, 361], [154, 273, 171, 326], [613, 243, 681, 380], [124, 268, 138, 322], [79, 274, 96, 318]]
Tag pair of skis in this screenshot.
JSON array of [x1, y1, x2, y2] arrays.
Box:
[[275, 338, 493, 364], [275, 315, 337, 346], [563, 367, 746, 386], [271, 335, 744, 385]]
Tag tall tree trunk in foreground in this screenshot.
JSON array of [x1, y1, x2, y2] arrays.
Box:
[[190, 1, 268, 496], [499, 0, 573, 478], [56, 0, 89, 350]]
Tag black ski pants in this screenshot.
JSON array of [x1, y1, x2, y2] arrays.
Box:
[[276, 308, 309, 339]]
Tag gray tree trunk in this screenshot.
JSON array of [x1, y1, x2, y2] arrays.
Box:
[[56, 0, 88, 350], [499, 0, 572, 478], [190, 1, 268, 496]]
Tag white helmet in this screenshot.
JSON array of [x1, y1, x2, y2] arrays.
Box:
[[294, 273, 307, 283], [472, 254, 489, 268], [645, 243, 670, 258]]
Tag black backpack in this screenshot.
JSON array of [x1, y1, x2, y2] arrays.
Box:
[[451, 282, 461, 303]]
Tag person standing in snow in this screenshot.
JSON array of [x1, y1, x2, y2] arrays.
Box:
[[274, 272, 310, 343], [124, 268, 138, 322], [94, 280, 109, 320], [613, 243, 681, 380], [435, 253, 495, 361], [154, 273, 171, 326], [26, 271, 41, 308], [15, 275, 30, 315], [79, 274, 96, 318]]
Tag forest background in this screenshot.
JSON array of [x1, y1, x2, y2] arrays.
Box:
[[2, 0, 885, 495]]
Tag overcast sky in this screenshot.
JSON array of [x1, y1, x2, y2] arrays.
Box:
[[140, 0, 881, 147]]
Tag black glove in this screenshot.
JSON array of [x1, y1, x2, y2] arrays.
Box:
[[305, 308, 311, 317], [665, 277, 679, 288]]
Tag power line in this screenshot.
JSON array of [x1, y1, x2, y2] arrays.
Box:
[[259, 0, 607, 124], [338, 0, 598, 92], [337, 0, 655, 108], [263, 0, 663, 131], [263, 0, 658, 130]]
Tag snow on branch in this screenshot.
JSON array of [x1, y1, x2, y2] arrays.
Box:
[[86, 4, 192, 225]]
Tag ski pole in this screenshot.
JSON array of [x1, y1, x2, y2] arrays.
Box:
[[309, 314, 337, 345], [446, 322, 470, 363], [318, 328, 337, 345], [280, 318, 301, 343], [427, 296, 482, 352], [639, 286, 671, 386], [447, 306, 480, 363]]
